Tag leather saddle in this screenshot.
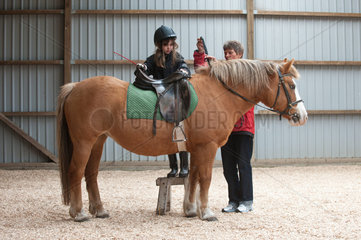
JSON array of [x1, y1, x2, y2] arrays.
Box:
[[133, 68, 191, 136]]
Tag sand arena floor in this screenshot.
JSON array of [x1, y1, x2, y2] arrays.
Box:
[[0, 164, 360, 239]]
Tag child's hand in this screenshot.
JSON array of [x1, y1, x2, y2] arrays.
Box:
[[136, 63, 147, 71]]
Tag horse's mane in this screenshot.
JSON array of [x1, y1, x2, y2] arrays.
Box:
[[198, 59, 300, 94]]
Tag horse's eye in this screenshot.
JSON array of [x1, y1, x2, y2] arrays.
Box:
[[289, 84, 296, 90]]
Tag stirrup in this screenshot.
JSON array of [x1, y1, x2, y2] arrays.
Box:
[[172, 124, 187, 142]]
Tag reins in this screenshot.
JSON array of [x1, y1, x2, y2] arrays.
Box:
[[216, 66, 303, 120]]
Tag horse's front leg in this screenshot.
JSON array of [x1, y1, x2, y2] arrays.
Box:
[[183, 166, 198, 218], [183, 144, 218, 221], [198, 161, 217, 221]]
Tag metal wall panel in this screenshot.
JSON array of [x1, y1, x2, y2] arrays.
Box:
[[255, 64, 361, 160], [0, 15, 64, 61], [253, 11, 361, 160], [291, 65, 361, 110], [72, 0, 246, 10], [255, 17, 361, 61], [255, 114, 361, 160], [0, 65, 62, 163], [72, 14, 247, 62], [0, 0, 63, 10], [255, 0, 361, 13]]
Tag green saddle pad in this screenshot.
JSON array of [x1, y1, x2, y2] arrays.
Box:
[[127, 82, 198, 120]]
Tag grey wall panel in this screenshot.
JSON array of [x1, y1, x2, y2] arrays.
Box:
[[255, 114, 361, 160], [72, 14, 247, 62], [255, 0, 361, 13], [0, 65, 62, 112], [255, 17, 361, 61], [72, 0, 246, 10], [294, 66, 361, 111], [0, 15, 64, 61], [0, 65, 61, 163], [254, 63, 361, 160], [0, 117, 52, 163], [0, 0, 63, 10]]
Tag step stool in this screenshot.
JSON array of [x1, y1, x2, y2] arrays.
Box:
[[155, 177, 188, 215]]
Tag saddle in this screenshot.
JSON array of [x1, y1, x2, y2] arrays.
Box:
[[133, 68, 191, 139]]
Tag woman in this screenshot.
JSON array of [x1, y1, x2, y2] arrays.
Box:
[[194, 39, 254, 213]]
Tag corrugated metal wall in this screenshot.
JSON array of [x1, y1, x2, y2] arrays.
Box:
[[0, 0, 63, 163], [253, 0, 361, 161], [255, 0, 360, 13], [1, 0, 360, 163]]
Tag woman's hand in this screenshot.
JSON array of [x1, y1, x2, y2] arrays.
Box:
[[196, 38, 205, 53]]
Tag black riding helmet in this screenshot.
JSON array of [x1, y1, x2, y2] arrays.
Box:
[[154, 25, 177, 45]]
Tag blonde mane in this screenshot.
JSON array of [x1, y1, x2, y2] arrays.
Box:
[[199, 59, 300, 95]]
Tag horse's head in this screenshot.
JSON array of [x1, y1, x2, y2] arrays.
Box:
[[266, 58, 308, 126]]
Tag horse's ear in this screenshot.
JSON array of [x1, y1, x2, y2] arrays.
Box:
[[283, 58, 288, 62], [283, 58, 295, 73]]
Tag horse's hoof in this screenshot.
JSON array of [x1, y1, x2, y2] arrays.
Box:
[[201, 208, 217, 221], [185, 212, 197, 218], [96, 210, 110, 218], [205, 216, 218, 221], [74, 214, 90, 222]]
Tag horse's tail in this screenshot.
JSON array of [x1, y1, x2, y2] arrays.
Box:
[[56, 82, 77, 205]]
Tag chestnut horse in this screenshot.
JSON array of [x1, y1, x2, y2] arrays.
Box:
[[57, 58, 307, 222]]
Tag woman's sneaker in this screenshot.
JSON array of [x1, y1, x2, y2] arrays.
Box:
[[236, 201, 253, 213], [222, 202, 238, 213]]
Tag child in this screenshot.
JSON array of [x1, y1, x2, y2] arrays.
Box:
[[135, 25, 191, 178]]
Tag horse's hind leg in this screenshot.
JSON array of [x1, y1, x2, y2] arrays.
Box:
[[68, 141, 93, 222], [85, 134, 109, 218]]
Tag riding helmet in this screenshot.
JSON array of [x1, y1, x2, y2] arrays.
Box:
[[154, 25, 177, 45]]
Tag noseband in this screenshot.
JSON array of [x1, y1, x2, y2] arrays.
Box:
[[217, 67, 303, 121]]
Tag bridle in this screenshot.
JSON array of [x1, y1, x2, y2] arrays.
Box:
[[217, 67, 304, 121], [271, 68, 304, 121]]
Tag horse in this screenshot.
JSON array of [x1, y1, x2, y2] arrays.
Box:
[[56, 58, 308, 222]]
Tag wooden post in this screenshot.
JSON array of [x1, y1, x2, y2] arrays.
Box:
[[64, 0, 72, 84], [247, 0, 255, 59]]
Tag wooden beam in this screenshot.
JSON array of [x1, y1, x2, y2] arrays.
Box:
[[2, 112, 56, 117], [0, 10, 63, 15], [64, 0, 72, 84], [74, 60, 144, 65], [73, 59, 361, 66], [294, 61, 361, 66], [257, 110, 361, 115], [255, 10, 361, 19], [73, 9, 246, 15], [0, 113, 58, 163], [261, 59, 361, 66], [247, 0, 255, 59], [0, 60, 62, 65]]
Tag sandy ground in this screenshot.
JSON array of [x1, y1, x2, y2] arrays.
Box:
[[0, 164, 360, 240]]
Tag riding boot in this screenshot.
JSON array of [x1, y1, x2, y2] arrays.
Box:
[[167, 154, 178, 178], [178, 151, 189, 178]]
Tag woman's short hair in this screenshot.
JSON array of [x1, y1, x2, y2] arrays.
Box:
[[223, 41, 244, 55]]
